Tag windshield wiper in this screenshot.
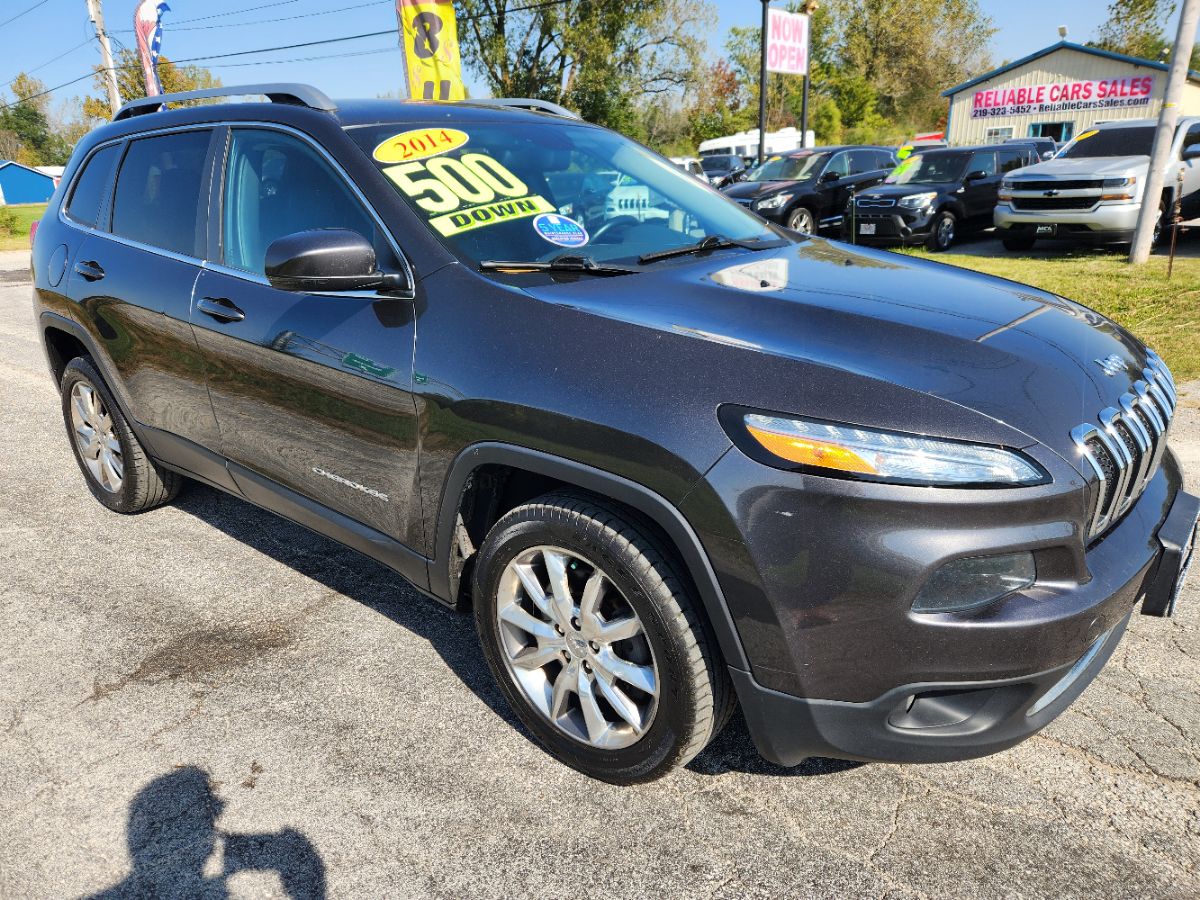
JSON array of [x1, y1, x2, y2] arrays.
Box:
[[478, 254, 638, 276], [637, 234, 784, 265]]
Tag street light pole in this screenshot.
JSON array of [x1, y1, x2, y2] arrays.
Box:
[[1129, 0, 1199, 264], [758, 0, 769, 165]]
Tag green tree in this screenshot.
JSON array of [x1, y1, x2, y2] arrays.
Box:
[[456, 0, 713, 130], [83, 49, 221, 121], [0, 73, 53, 165], [1093, 0, 1176, 61]]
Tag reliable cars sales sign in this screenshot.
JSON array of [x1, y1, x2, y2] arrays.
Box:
[[766, 9, 809, 76], [971, 76, 1155, 118]]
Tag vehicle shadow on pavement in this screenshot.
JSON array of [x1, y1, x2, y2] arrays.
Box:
[[173, 484, 860, 780], [85, 765, 326, 899], [172, 484, 533, 740]]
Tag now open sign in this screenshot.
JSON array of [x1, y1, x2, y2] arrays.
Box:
[[766, 9, 809, 76]]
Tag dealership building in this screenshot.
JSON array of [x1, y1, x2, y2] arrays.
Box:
[[943, 41, 1200, 146]]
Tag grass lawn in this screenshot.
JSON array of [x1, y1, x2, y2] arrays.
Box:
[[902, 244, 1200, 381], [0, 203, 47, 251]]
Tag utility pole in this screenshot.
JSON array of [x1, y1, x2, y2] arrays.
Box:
[[85, 0, 121, 117], [1129, 0, 1199, 264], [757, 0, 769, 165]]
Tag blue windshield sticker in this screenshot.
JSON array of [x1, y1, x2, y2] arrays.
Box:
[[533, 213, 589, 248]]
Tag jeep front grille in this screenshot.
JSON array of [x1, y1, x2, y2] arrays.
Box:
[[855, 198, 895, 208], [1071, 351, 1177, 541]]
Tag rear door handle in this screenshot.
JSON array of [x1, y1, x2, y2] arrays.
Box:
[[196, 296, 245, 323], [74, 260, 105, 282]]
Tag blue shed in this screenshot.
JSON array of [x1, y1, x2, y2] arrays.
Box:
[[0, 161, 57, 205]]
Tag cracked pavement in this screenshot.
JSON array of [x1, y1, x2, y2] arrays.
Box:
[[2, 249, 1199, 898]]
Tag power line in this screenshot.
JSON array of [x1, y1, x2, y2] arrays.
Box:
[[0, 0, 576, 110], [0, 0, 53, 30], [113, 0, 392, 33], [2, 37, 93, 92]]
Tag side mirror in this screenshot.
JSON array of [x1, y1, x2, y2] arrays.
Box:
[[264, 229, 410, 295], [821, 170, 842, 183], [965, 169, 990, 181], [1182, 145, 1200, 161]]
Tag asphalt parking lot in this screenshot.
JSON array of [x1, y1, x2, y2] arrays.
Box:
[[2, 248, 1200, 898]]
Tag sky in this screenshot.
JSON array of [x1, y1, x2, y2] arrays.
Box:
[[1, 0, 1196, 118]]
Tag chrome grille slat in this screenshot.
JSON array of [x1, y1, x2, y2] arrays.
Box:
[[1071, 355, 1176, 541]]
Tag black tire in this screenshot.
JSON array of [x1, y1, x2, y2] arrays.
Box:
[[786, 206, 816, 234], [60, 356, 181, 514], [1151, 201, 1167, 248], [473, 492, 734, 784], [1002, 233, 1036, 252], [925, 210, 956, 252]]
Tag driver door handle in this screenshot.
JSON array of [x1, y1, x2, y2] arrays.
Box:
[[196, 296, 245, 323]]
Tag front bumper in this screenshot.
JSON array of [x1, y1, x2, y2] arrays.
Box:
[[994, 200, 1141, 244], [687, 440, 1193, 766], [842, 208, 935, 245]]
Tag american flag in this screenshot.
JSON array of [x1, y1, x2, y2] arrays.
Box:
[[133, 1, 170, 98]]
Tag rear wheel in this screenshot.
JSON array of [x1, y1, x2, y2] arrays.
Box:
[[59, 357, 181, 514], [925, 210, 956, 252], [473, 493, 733, 783]]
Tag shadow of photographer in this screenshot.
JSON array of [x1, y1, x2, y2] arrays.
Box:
[[85, 766, 325, 899]]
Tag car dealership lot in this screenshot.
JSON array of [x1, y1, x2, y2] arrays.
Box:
[[2, 249, 1199, 898]]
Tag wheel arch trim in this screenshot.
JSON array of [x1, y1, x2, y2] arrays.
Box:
[[431, 442, 750, 671]]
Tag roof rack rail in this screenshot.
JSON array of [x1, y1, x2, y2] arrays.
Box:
[[113, 83, 337, 121], [466, 98, 581, 120]]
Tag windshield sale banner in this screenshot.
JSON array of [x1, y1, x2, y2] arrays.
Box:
[[970, 76, 1155, 118]]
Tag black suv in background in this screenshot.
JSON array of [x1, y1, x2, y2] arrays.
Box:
[[699, 153, 747, 189], [1005, 136, 1058, 161], [722, 146, 896, 233], [846, 145, 1035, 250], [32, 85, 1197, 784]]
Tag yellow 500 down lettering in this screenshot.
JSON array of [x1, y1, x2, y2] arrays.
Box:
[[383, 153, 555, 235], [428, 195, 556, 236]]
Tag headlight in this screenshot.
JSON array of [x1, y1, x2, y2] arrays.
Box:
[[1001, 178, 1015, 190], [755, 193, 792, 210], [734, 413, 1047, 486], [1101, 175, 1136, 201], [898, 192, 937, 209]]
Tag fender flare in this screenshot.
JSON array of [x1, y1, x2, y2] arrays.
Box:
[[431, 442, 750, 671]]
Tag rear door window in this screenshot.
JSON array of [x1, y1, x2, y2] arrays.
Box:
[[65, 143, 122, 229], [848, 150, 877, 175], [111, 130, 212, 257], [998, 150, 1026, 173]]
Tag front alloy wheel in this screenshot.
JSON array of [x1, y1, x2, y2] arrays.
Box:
[[787, 207, 815, 233], [495, 546, 659, 749], [474, 493, 734, 783]]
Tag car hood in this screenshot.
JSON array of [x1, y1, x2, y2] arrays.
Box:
[[1012, 155, 1149, 179], [522, 237, 1156, 461], [722, 180, 807, 200]]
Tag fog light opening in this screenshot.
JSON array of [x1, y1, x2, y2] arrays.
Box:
[[912, 552, 1036, 614]]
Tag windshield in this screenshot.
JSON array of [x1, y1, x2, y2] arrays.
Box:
[[1059, 126, 1155, 158], [701, 155, 740, 173], [348, 122, 772, 267], [886, 152, 969, 185], [746, 153, 827, 182]]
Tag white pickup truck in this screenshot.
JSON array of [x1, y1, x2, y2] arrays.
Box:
[[994, 117, 1200, 251]]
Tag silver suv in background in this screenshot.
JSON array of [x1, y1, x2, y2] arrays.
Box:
[[994, 117, 1200, 251]]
